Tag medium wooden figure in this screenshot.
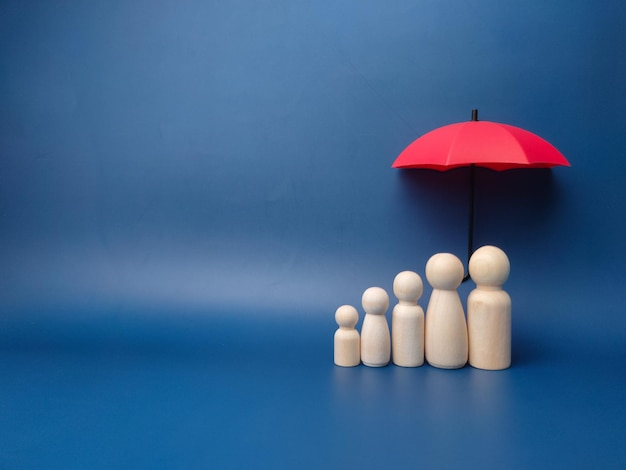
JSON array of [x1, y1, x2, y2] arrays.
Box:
[[424, 253, 468, 369], [360, 287, 391, 367], [392, 271, 425, 367], [467, 245, 512, 370], [334, 305, 361, 367]]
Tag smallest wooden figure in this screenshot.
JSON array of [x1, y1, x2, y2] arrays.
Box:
[[467, 245, 511, 370], [334, 305, 361, 367]]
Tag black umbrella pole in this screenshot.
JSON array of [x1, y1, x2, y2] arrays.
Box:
[[463, 163, 475, 283], [463, 108, 478, 282]]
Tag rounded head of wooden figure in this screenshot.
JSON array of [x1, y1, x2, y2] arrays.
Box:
[[335, 305, 359, 328], [469, 245, 510, 287], [361, 287, 389, 315], [393, 271, 423, 303], [425, 253, 464, 290]]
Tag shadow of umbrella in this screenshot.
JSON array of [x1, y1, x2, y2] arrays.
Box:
[[392, 110, 570, 281]]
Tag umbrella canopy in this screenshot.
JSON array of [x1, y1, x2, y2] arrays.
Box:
[[392, 110, 570, 281], [392, 110, 570, 171]]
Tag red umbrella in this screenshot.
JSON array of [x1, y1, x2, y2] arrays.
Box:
[[392, 109, 570, 280]]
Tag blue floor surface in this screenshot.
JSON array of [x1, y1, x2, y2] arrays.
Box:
[[1, 309, 625, 469]]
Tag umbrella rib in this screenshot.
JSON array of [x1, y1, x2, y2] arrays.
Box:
[[445, 124, 465, 167]]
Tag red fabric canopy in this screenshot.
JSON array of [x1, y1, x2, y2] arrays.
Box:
[[392, 120, 570, 171]]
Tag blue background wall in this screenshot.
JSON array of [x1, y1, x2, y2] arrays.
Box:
[[1, 1, 625, 468], [2, 1, 625, 322]]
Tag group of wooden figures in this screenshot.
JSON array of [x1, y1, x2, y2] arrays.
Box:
[[334, 245, 511, 370]]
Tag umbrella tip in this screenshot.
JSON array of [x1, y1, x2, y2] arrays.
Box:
[[471, 109, 478, 121]]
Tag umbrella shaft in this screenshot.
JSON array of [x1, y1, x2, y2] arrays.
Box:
[[464, 164, 476, 282]]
